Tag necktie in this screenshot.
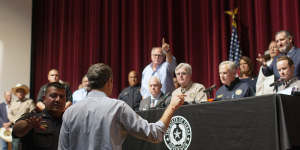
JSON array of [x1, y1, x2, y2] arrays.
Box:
[[150, 99, 155, 108]]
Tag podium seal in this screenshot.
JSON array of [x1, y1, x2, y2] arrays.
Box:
[[164, 116, 192, 150]]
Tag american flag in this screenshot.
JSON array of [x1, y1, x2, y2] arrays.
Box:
[[228, 26, 241, 64]]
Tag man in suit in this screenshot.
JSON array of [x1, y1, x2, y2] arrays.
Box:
[[139, 76, 169, 111], [258, 30, 300, 81], [0, 91, 12, 150]]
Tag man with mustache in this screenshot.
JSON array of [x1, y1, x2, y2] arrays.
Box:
[[258, 30, 300, 81], [12, 82, 66, 150]]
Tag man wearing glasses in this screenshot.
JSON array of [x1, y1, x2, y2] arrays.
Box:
[[170, 63, 207, 104], [140, 38, 177, 98]]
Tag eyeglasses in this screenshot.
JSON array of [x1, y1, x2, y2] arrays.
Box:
[[176, 72, 188, 76], [152, 54, 163, 57]]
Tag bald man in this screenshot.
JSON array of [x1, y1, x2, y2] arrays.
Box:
[[36, 69, 72, 110], [118, 70, 142, 111]]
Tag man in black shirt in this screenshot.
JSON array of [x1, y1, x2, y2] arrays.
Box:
[[118, 70, 142, 111], [13, 82, 66, 150], [216, 61, 254, 100]]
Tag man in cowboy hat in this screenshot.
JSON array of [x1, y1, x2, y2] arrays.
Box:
[[8, 84, 35, 150]]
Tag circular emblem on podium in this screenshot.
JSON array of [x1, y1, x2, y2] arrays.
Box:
[[164, 115, 192, 150]]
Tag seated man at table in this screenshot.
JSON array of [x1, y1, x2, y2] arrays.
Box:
[[216, 61, 254, 100], [276, 56, 300, 94], [139, 76, 170, 111], [171, 63, 207, 104]]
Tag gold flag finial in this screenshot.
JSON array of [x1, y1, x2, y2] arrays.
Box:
[[225, 8, 238, 28]]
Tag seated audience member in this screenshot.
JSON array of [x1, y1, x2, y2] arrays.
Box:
[[256, 41, 279, 95], [118, 70, 142, 111], [139, 76, 170, 111], [239, 56, 257, 92], [8, 84, 35, 150], [0, 91, 12, 150], [36, 69, 72, 110], [72, 75, 89, 104], [141, 39, 177, 98], [276, 56, 300, 94], [216, 61, 254, 100], [58, 63, 185, 150], [171, 63, 207, 104], [12, 82, 66, 150], [258, 30, 300, 81], [173, 77, 180, 89]]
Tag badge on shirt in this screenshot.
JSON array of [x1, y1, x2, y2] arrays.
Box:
[[217, 94, 223, 98], [235, 89, 243, 95]]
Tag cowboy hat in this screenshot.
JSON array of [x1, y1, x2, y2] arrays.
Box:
[[12, 84, 29, 95]]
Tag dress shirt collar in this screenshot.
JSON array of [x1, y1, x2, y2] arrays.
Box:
[[16, 98, 28, 102], [283, 76, 298, 88], [87, 90, 107, 98], [150, 62, 163, 72], [286, 46, 295, 56], [225, 78, 240, 90], [180, 82, 193, 94], [151, 93, 162, 100]]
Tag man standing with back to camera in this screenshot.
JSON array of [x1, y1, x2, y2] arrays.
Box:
[[58, 63, 185, 150]]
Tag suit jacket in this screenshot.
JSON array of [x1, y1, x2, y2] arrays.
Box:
[[262, 47, 300, 81], [0, 102, 9, 127], [139, 93, 166, 111]]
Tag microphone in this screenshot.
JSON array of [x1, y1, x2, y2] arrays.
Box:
[[204, 84, 216, 99], [269, 79, 283, 87], [204, 84, 216, 93]]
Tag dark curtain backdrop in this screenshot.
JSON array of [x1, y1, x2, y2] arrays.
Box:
[[31, 0, 300, 99]]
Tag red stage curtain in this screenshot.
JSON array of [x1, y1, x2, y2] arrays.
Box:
[[30, 0, 300, 99]]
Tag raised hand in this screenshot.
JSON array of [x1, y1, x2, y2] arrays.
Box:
[[162, 38, 170, 53], [170, 94, 186, 110], [25, 116, 46, 130], [256, 53, 267, 66]]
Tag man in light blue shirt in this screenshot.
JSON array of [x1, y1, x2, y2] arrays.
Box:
[[72, 75, 89, 104], [58, 63, 185, 150], [141, 39, 176, 98]]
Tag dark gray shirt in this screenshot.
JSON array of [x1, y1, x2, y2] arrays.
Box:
[[58, 90, 166, 150], [118, 85, 142, 111]]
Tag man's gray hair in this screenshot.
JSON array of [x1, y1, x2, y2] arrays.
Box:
[[219, 61, 237, 73], [175, 63, 192, 75], [87, 63, 113, 89], [148, 76, 162, 86], [275, 30, 292, 38]]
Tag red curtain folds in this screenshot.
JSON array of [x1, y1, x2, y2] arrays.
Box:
[[31, 0, 300, 99]]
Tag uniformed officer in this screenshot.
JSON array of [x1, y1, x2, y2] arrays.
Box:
[[171, 63, 207, 104], [216, 61, 254, 100], [12, 82, 66, 150], [118, 70, 142, 111], [276, 56, 300, 92]]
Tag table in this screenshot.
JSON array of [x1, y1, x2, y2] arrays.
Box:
[[123, 94, 300, 150]]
